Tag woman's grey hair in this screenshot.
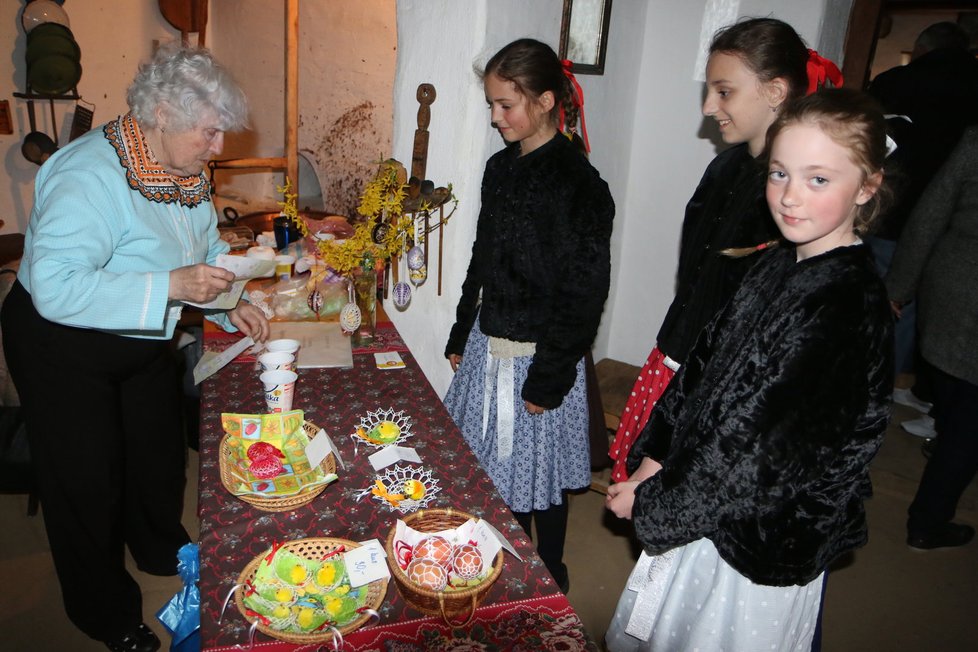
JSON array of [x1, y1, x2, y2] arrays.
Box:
[[127, 42, 248, 132]]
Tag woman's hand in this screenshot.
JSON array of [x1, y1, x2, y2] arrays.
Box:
[[169, 264, 234, 303], [524, 400, 546, 415], [228, 303, 270, 342], [630, 457, 663, 483], [449, 353, 463, 372], [606, 480, 639, 519]]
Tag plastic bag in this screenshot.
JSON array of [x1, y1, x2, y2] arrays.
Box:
[[156, 543, 200, 652], [263, 270, 348, 321]]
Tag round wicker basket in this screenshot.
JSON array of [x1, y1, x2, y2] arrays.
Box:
[[219, 421, 337, 512], [235, 537, 387, 645], [384, 507, 504, 626]]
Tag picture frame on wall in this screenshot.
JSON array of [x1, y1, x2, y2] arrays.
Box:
[[558, 0, 612, 75]]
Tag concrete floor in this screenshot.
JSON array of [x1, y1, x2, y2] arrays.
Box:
[[1, 399, 975, 651]]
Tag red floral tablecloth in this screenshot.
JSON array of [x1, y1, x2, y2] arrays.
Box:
[[198, 325, 598, 651]]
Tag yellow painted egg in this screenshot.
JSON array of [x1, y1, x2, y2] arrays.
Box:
[[375, 420, 400, 443], [289, 564, 307, 584], [402, 479, 426, 500], [274, 587, 293, 602], [297, 607, 315, 628], [315, 562, 337, 587]]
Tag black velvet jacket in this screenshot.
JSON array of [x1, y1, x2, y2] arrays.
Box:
[[656, 144, 780, 363], [627, 244, 894, 586], [445, 134, 614, 408]]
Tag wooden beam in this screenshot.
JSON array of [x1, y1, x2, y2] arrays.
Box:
[[843, 0, 885, 90]]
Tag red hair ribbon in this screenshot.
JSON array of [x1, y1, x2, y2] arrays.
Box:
[[560, 59, 590, 152], [806, 49, 844, 95]]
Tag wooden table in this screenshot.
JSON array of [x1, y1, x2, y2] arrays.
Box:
[[196, 320, 598, 651]]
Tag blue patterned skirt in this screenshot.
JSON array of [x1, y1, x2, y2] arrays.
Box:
[[444, 317, 591, 512]]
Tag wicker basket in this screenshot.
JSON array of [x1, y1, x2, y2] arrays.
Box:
[[219, 421, 337, 512], [235, 537, 387, 645], [384, 507, 504, 626]]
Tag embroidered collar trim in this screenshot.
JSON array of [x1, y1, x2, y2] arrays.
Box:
[[104, 113, 211, 208]]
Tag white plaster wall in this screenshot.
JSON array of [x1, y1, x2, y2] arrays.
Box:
[[209, 0, 396, 216], [0, 0, 175, 232], [391, 0, 842, 398]]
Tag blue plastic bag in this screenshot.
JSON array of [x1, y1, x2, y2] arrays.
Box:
[[156, 543, 201, 652]]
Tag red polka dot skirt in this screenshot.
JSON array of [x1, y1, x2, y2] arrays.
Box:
[[608, 346, 677, 482]]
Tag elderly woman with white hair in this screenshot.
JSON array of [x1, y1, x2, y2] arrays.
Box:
[[1, 44, 268, 652]]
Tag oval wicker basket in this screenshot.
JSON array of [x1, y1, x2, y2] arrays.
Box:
[[384, 507, 504, 626], [219, 421, 337, 512], [235, 537, 387, 645]]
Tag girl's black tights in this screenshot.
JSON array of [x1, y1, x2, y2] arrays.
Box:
[[512, 500, 570, 592]]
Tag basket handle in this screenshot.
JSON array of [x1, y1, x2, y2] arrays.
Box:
[[438, 592, 478, 628]]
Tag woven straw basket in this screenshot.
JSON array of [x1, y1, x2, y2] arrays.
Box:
[[235, 537, 387, 645], [219, 421, 337, 512], [384, 507, 504, 626]]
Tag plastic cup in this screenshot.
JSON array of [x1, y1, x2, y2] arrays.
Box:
[[260, 369, 297, 413], [258, 351, 295, 373], [274, 254, 295, 281], [266, 338, 300, 356]]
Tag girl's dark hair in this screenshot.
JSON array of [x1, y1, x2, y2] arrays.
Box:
[[766, 88, 892, 234], [710, 17, 810, 104], [481, 38, 580, 143]]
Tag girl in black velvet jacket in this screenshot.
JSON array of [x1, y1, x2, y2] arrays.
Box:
[[443, 39, 614, 592], [605, 90, 893, 652]]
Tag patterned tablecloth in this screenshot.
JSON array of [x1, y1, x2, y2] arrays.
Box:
[[198, 324, 598, 651]]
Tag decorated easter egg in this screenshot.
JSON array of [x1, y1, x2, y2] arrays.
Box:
[[406, 557, 448, 591], [307, 289, 324, 314], [372, 222, 391, 244], [374, 420, 400, 443], [451, 543, 484, 580], [406, 245, 425, 270], [409, 266, 427, 287], [402, 478, 426, 500], [246, 441, 283, 461], [339, 301, 362, 333], [249, 455, 285, 479], [392, 281, 411, 309], [413, 535, 455, 569]]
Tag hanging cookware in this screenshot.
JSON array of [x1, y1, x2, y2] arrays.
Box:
[[21, 100, 57, 166], [68, 98, 95, 142], [159, 0, 208, 46]]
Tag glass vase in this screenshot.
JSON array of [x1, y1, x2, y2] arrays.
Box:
[[351, 268, 377, 347]]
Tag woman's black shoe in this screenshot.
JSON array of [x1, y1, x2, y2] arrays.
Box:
[[907, 523, 975, 551], [104, 623, 160, 652]]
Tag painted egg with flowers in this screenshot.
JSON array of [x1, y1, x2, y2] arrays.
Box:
[[406, 245, 425, 270], [392, 281, 411, 309]]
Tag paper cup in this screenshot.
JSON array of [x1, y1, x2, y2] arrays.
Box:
[[258, 351, 295, 373], [266, 338, 300, 356], [260, 369, 297, 413]]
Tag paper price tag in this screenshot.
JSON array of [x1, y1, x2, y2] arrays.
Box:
[[470, 519, 521, 562], [368, 445, 421, 471], [344, 542, 390, 588], [306, 428, 345, 470], [192, 336, 255, 385]]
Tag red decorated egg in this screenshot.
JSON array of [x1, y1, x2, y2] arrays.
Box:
[[246, 441, 283, 461], [406, 558, 448, 591], [413, 536, 454, 569], [249, 455, 285, 479], [451, 543, 484, 580]]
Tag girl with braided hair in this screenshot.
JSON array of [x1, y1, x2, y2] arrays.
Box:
[[608, 17, 843, 482], [443, 38, 614, 592]]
